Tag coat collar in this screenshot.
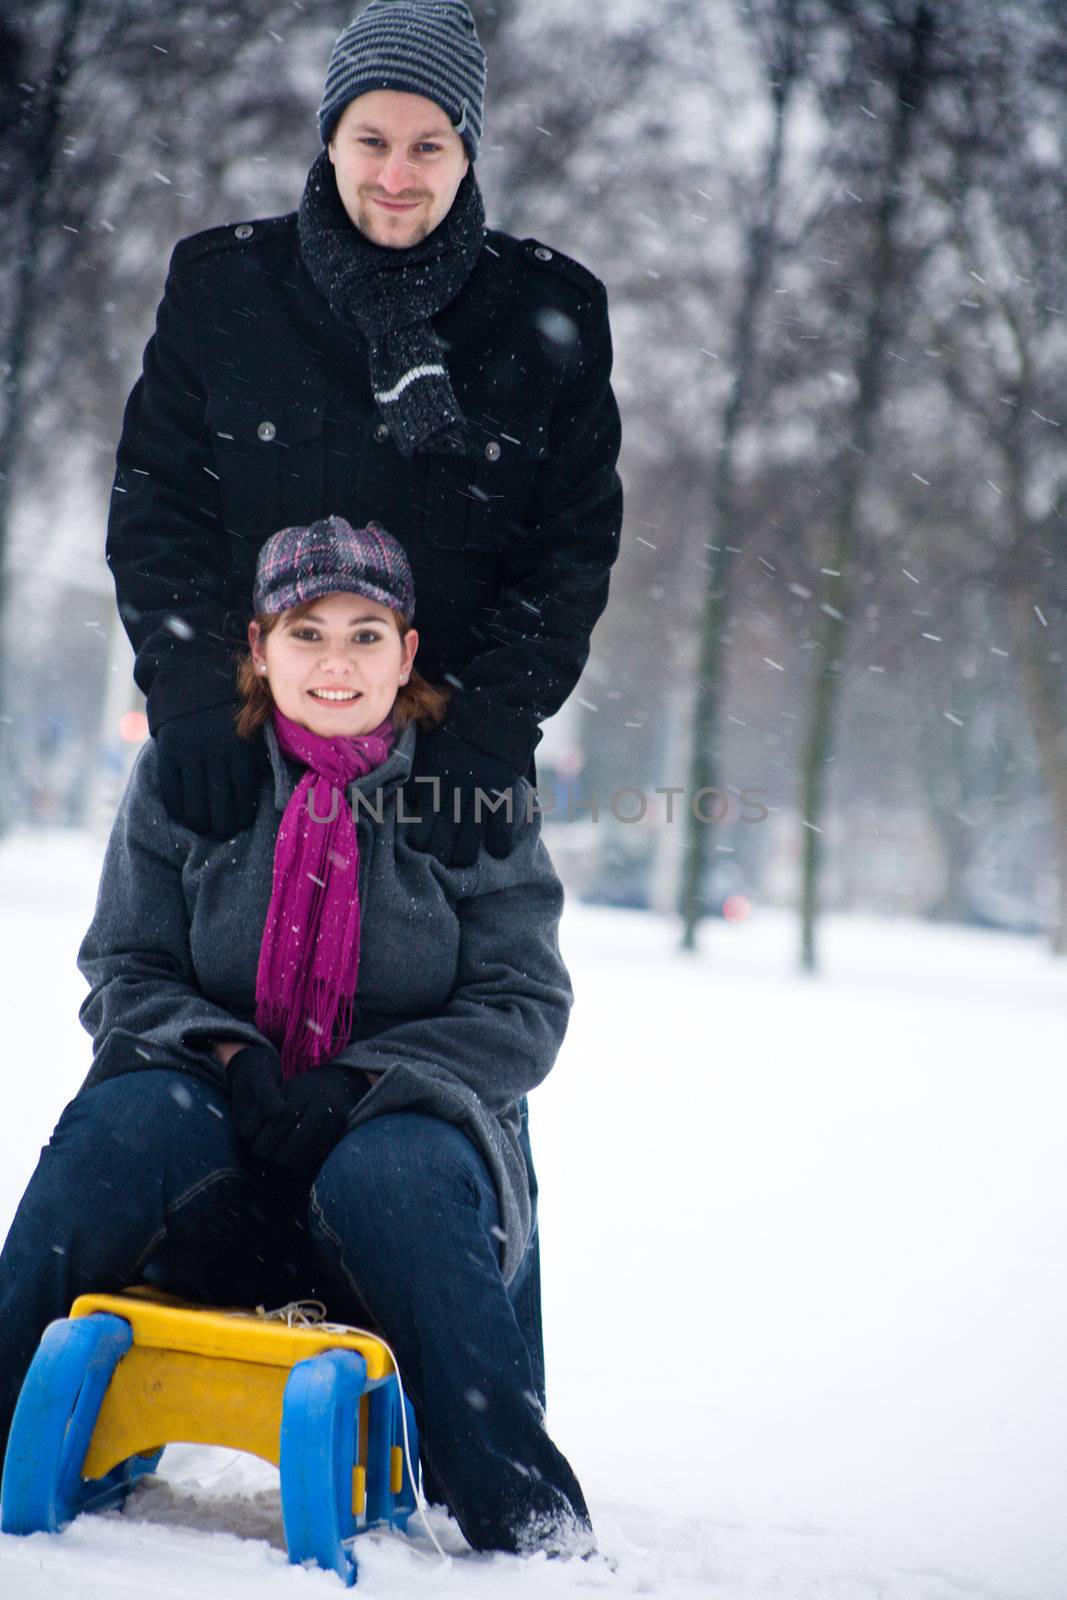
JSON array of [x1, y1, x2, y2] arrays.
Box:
[[282, 213, 513, 349], [264, 718, 417, 812]]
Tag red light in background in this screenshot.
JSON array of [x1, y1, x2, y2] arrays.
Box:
[[118, 711, 149, 743], [722, 894, 751, 923]]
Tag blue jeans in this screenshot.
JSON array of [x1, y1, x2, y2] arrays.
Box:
[[0, 1072, 589, 1554]]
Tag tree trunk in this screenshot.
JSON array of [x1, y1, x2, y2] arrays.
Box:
[[679, 1, 798, 951], [1004, 573, 1067, 953], [797, 1, 933, 973], [0, 0, 85, 604], [0, 0, 85, 833]]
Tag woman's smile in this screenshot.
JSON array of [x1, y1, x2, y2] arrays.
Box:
[[250, 591, 418, 736]]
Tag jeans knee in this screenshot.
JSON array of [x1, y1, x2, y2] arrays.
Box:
[[48, 1071, 238, 1189], [311, 1113, 488, 1252]]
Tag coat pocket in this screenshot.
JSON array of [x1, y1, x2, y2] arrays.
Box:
[[205, 393, 325, 536], [421, 433, 546, 553]]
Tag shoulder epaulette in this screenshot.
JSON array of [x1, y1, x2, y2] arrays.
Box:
[[518, 237, 604, 296], [172, 212, 295, 267]]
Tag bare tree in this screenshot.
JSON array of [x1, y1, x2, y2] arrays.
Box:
[[679, 0, 805, 950], [916, 1, 1067, 948], [796, 0, 940, 971], [0, 0, 86, 618]]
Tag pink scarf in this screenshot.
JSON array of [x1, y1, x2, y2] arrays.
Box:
[[255, 708, 395, 1080]]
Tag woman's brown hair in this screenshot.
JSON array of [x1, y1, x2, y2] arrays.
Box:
[[233, 598, 450, 739]]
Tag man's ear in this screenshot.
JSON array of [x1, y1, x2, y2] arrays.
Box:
[[327, 140, 336, 166]]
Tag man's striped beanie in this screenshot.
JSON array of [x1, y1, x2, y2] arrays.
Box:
[[253, 516, 416, 623], [318, 0, 486, 161]]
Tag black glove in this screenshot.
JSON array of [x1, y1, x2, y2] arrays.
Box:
[[251, 1064, 372, 1180], [404, 726, 519, 869], [156, 702, 268, 838], [228, 1043, 288, 1150]]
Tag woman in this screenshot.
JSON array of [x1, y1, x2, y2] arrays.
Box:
[[0, 515, 593, 1558]]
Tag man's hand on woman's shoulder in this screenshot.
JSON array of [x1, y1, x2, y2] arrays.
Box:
[[404, 724, 520, 869], [155, 704, 268, 839]]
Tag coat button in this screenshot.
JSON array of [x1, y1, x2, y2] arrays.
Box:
[[534, 246, 553, 262], [484, 439, 501, 461], [373, 422, 390, 443], [234, 223, 254, 240], [257, 420, 276, 441]]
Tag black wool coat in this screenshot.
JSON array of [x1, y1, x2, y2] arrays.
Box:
[[107, 212, 624, 775]]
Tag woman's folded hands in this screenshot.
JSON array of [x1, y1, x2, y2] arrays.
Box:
[[227, 1044, 371, 1180]]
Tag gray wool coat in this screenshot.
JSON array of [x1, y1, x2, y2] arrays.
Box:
[[76, 720, 572, 1283]]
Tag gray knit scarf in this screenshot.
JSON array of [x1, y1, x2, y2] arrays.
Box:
[[297, 150, 485, 456]]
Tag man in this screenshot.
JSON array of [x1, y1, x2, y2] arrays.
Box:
[[103, 0, 621, 1442], [107, 0, 623, 869]]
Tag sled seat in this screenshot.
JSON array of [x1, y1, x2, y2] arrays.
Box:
[[0, 1287, 418, 1585]]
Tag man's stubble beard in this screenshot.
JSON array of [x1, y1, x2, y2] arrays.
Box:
[[355, 199, 432, 250]]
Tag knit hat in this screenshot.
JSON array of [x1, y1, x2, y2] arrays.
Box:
[[253, 516, 416, 622], [318, 0, 486, 160]]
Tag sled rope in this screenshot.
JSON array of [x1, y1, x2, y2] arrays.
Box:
[[252, 1299, 451, 1567]]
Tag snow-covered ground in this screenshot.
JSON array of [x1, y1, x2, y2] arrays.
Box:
[[0, 827, 1064, 1599]]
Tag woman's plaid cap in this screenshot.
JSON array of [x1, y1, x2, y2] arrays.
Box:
[[253, 515, 415, 622]]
